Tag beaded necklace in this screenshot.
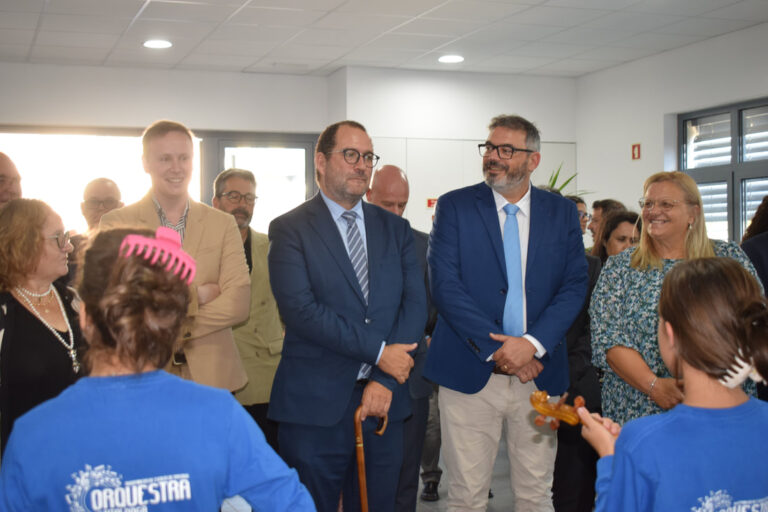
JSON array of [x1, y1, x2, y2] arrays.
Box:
[[14, 285, 80, 373]]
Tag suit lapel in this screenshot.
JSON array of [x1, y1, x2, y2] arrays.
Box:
[[474, 184, 506, 277], [526, 187, 546, 278], [183, 200, 205, 256], [363, 203, 383, 305], [307, 195, 367, 305]]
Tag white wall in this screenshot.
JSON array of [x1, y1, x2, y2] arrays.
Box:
[[342, 67, 579, 230], [576, 22, 768, 212], [0, 61, 328, 133]]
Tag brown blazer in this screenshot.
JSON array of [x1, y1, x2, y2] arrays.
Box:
[[100, 194, 250, 391], [233, 230, 283, 406]]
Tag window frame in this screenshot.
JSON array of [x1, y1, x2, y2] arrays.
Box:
[[678, 96, 768, 242]]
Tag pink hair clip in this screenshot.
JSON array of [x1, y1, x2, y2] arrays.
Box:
[[119, 226, 197, 284]]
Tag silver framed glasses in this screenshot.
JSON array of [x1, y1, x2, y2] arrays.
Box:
[[638, 198, 684, 212], [47, 231, 71, 250]]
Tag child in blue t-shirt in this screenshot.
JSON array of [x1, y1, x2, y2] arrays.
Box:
[[578, 257, 768, 512]]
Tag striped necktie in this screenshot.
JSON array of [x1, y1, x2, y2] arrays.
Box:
[[342, 210, 372, 379], [342, 210, 369, 303]]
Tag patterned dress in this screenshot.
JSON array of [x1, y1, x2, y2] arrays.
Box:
[[589, 240, 759, 425]]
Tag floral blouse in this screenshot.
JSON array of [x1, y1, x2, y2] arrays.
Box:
[[589, 240, 759, 425]]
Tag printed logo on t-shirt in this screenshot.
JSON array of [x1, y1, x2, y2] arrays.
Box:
[[692, 490, 768, 512], [65, 464, 192, 512]]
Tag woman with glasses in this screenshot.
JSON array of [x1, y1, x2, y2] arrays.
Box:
[[580, 258, 768, 511], [0, 198, 84, 456], [589, 172, 758, 425]]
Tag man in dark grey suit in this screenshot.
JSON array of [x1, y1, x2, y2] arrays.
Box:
[[366, 165, 437, 512]]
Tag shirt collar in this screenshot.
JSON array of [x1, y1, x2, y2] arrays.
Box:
[[491, 183, 531, 219], [319, 189, 364, 221]]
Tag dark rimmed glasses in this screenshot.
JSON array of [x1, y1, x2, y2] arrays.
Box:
[[219, 191, 257, 205], [478, 142, 535, 160], [329, 148, 380, 168]]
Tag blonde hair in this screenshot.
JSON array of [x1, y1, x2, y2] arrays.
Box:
[[631, 171, 714, 270], [0, 199, 53, 291]]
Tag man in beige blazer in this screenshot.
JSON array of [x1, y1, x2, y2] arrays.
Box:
[[212, 168, 283, 450], [100, 120, 249, 392]]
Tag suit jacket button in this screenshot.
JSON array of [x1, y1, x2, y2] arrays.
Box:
[[495, 319, 501, 326], [500, 289, 506, 294], [365, 318, 371, 324]]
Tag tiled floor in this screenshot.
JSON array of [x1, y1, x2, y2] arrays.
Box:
[[223, 436, 516, 511]]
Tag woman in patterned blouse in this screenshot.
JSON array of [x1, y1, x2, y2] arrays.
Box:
[[589, 171, 759, 425]]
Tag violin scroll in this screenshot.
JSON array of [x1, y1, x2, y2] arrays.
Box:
[[530, 390, 585, 430]]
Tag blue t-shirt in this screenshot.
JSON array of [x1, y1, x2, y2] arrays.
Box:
[[0, 371, 315, 511], [595, 398, 768, 511]]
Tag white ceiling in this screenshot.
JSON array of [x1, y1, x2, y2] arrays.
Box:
[[0, 0, 765, 77]]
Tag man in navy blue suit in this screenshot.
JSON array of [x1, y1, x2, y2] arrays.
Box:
[[267, 121, 427, 512], [424, 115, 587, 511]]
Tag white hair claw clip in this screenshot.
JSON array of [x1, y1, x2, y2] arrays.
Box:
[[719, 349, 766, 389]]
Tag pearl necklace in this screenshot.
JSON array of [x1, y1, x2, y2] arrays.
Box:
[[15, 286, 80, 374]]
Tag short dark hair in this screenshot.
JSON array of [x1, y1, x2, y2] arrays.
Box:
[[565, 195, 585, 206], [213, 168, 256, 198], [142, 120, 194, 156], [592, 199, 626, 214], [488, 115, 540, 152], [77, 228, 191, 374], [315, 120, 368, 157]]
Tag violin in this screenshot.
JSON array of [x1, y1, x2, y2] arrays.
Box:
[[530, 390, 585, 430]]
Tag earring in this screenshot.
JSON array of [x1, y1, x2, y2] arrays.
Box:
[[687, 223, 693, 231]]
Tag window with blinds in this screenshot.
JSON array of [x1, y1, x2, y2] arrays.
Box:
[[697, 181, 729, 241], [685, 113, 731, 169], [679, 97, 768, 241], [743, 106, 768, 163]]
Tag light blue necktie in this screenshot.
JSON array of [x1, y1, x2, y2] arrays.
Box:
[[342, 210, 372, 379], [502, 203, 524, 336]]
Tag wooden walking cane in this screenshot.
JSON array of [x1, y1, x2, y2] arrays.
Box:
[[353, 405, 388, 512]]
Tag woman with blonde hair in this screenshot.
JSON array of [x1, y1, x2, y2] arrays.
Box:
[[589, 171, 758, 425], [580, 257, 768, 510], [0, 227, 314, 510], [0, 198, 83, 456]]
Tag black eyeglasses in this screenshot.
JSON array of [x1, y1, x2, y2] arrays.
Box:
[[47, 231, 71, 250], [219, 191, 257, 205], [478, 142, 535, 160], [83, 198, 120, 211], [329, 148, 380, 168]]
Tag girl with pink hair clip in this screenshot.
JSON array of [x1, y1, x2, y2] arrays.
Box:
[[0, 227, 315, 511]]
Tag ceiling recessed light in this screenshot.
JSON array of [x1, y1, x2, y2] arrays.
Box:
[[143, 39, 172, 49], [438, 55, 464, 64]]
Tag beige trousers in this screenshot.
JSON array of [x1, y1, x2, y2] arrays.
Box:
[[439, 374, 558, 512]]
